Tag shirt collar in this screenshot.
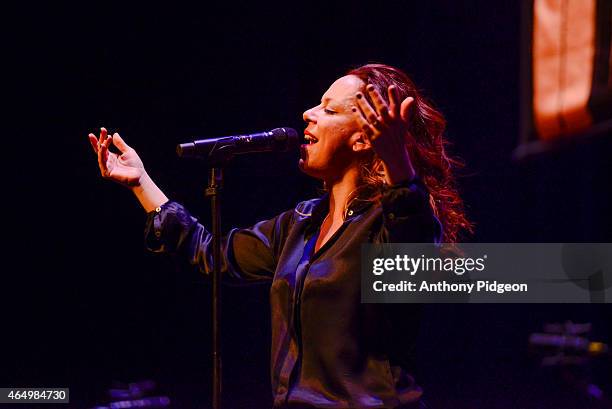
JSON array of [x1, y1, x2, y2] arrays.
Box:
[[308, 190, 377, 225]]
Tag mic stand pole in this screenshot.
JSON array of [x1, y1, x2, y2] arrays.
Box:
[[199, 142, 235, 409], [176, 128, 297, 409], [205, 165, 224, 409]]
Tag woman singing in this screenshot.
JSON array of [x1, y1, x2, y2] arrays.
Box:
[[88, 64, 471, 408]]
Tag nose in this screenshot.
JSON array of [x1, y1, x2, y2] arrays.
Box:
[[303, 106, 317, 123]]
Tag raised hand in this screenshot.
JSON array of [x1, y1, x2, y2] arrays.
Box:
[[88, 127, 146, 188], [88, 127, 168, 212], [352, 84, 416, 185]]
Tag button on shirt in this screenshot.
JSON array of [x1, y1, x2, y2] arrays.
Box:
[[145, 179, 442, 408]]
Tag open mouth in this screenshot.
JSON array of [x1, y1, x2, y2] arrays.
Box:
[[304, 134, 319, 145]]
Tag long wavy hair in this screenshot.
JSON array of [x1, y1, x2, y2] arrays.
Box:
[[346, 64, 472, 243]]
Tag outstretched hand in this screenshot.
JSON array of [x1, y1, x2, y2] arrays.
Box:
[[88, 127, 145, 188], [352, 84, 416, 184]]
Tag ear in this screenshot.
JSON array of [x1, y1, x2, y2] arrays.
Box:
[[351, 131, 372, 152]]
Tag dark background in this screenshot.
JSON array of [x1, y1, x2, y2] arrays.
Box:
[[3, 1, 611, 408]]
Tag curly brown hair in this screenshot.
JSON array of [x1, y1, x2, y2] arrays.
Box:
[[346, 63, 473, 243]]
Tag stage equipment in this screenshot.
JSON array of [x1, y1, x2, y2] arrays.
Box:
[[177, 127, 298, 159], [529, 321, 611, 408], [176, 126, 298, 409]]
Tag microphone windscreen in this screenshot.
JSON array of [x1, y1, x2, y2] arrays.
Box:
[[271, 127, 299, 151]]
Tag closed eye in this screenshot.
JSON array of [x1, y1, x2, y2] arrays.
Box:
[[324, 108, 337, 115]]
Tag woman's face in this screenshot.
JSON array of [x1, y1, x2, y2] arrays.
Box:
[[300, 75, 368, 180]]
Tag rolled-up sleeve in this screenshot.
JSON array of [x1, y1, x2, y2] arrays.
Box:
[[145, 201, 198, 253], [144, 201, 294, 283]]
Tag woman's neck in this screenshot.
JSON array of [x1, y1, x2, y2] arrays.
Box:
[[324, 166, 361, 222]]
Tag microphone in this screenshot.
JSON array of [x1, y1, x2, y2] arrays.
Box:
[[176, 127, 299, 160]]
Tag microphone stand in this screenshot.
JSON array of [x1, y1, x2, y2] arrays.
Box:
[[176, 129, 297, 409], [206, 165, 223, 409], [203, 146, 233, 409]]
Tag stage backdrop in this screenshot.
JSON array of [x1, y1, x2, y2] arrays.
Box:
[[517, 0, 612, 157]]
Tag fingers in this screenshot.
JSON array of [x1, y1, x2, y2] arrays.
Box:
[[99, 127, 108, 146], [400, 97, 414, 123], [355, 92, 381, 126], [97, 144, 107, 176], [97, 139, 108, 177], [352, 106, 375, 141], [88, 133, 99, 153], [98, 127, 113, 151], [356, 84, 401, 128], [97, 128, 113, 177], [365, 84, 392, 122], [91, 127, 121, 178], [111, 132, 130, 153], [388, 85, 401, 118]]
